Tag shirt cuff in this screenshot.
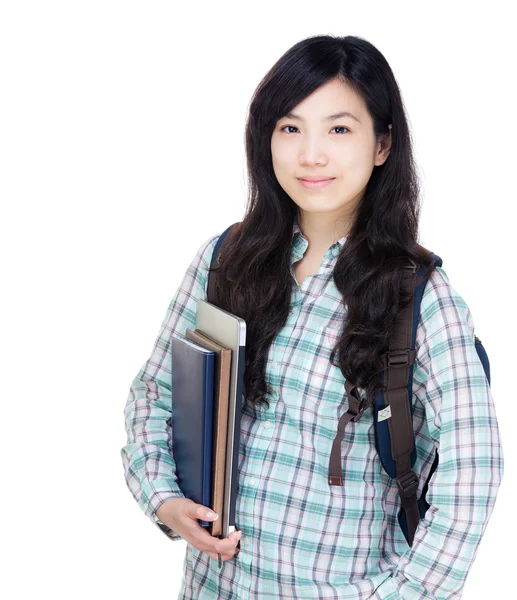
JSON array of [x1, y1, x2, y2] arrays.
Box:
[[144, 479, 185, 542]]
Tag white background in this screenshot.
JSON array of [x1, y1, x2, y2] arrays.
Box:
[[1, 1, 514, 598]]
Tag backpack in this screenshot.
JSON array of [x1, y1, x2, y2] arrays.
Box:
[[206, 223, 491, 548]]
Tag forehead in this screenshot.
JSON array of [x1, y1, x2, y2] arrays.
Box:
[[280, 78, 366, 123], [281, 110, 361, 124]]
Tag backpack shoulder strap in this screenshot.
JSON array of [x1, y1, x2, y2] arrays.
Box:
[[327, 253, 443, 547], [206, 223, 239, 304], [374, 252, 442, 547]]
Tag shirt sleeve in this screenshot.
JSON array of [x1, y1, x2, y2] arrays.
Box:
[[372, 265, 505, 599], [120, 231, 221, 541]]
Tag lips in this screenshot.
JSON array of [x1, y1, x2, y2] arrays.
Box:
[[298, 177, 334, 182], [298, 177, 335, 189]]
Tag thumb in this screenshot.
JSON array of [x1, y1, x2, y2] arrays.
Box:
[[193, 503, 219, 521]]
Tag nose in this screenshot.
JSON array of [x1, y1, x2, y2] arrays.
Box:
[[298, 135, 329, 167]]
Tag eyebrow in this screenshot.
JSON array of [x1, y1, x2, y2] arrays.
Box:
[[281, 110, 361, 124]]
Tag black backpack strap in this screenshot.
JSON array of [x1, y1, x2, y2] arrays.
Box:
[[379, 253, 444, 546], [379, 258, 421, 547], [328, 258, 422, 546], [206, 223, 238, 304]]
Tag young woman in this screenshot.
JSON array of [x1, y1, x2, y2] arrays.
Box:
[[121, 34, 504, 599]]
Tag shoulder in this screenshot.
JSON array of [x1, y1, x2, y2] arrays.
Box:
[[195, 231, 223, 268], [194, 222, 241, 269], [419, 265, 474, 335], [415, 264, 476, 371]]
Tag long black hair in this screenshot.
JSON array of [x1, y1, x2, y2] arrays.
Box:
[[208, 34, 436, 411]]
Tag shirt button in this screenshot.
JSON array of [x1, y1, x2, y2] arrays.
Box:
[[249, 478, 256, 486], [262, 421, 271, 429], [332, 247, 340, 257]]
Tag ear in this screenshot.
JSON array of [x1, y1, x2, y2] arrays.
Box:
[[375, 124, 392, 166]]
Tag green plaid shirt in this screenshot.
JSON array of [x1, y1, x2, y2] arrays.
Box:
[[121, 222, 504, 599]]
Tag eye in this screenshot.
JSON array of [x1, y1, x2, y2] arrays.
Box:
[[279, 125, 350, 135], [332, 126, 349, 134], [280, 125, 298, 134]]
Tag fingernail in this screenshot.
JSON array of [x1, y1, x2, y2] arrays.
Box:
[[206, 511, 218, 520]]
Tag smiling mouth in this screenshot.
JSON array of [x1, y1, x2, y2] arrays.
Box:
[[298, 178, 335, 189]]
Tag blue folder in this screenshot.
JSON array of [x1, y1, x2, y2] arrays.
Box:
[[170, 333, 215, 528]]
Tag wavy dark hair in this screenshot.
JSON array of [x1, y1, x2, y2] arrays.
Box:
[[208, 34, 436, 411]]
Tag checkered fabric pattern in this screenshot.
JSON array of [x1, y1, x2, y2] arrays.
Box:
[[121, 222, 504, 599]]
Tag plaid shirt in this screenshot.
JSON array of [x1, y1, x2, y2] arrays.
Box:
[[121, 222, 504, 599]]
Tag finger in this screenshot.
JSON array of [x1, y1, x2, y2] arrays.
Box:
[[189, 522, 225, 548], [188, 504, 219, 524], [196, 528, 242, 558], [214, 531, 242, 554], [224, 530, 242, 545]]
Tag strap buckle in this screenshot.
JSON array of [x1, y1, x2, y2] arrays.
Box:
[[404, 259, 418, 273], [396, 471, 419, 497], [381, 348, 416, 367], [387, 349, 412, 366], [350, 400, 368, 422]]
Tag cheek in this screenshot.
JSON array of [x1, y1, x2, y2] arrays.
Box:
[[337, 148, 374, 184], [271, 160, 290, 187], [271, 150, 296, 187], [271, 142, 293, 168]]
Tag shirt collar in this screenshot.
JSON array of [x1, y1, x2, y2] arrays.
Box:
[[292, 220, 348, 253]]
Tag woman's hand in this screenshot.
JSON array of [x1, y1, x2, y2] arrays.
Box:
[[155, 497, 241, 562]]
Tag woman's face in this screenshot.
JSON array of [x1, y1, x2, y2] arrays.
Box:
[[270, 77, 391, 223]]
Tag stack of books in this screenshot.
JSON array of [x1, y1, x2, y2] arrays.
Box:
[[170, 299, 246, 540]]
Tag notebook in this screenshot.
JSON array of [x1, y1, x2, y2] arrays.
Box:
[[185, 328, 232, 537], [195, 299, 246, 540], [169, 300, 246, 540], [170, 334, 216, 528]]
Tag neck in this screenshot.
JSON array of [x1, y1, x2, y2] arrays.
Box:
[[297, 210, 352, 252]]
